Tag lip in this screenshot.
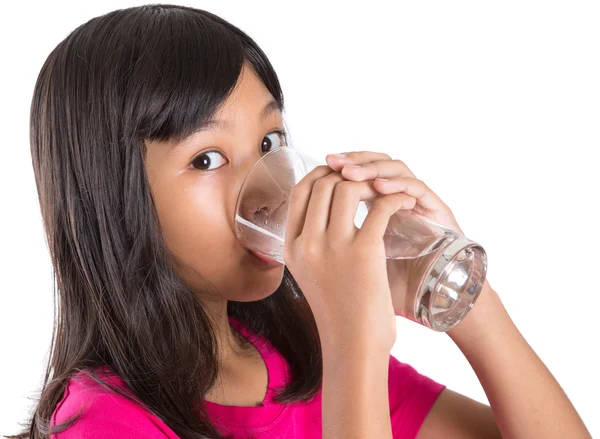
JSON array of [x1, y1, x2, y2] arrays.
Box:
[[248, 249, 283, 269]]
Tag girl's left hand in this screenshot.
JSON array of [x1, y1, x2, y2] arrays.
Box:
[[325, 151, 467, 319]]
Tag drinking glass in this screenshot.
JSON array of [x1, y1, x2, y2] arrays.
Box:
[[234, 146, 487, 332]]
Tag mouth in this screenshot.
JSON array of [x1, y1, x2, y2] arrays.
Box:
[[248, 249, 283, 269]]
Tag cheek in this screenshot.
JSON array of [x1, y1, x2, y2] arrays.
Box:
[[154, 180, 238, 276]]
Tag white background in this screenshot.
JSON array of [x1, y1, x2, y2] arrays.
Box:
[[1, 1, 598, 436]]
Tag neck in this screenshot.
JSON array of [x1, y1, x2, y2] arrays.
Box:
[[201, 296, 248, 362]]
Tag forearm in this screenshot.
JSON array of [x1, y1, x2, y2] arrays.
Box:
[[321, 339, 393, 439], [447, 281, 591, 439]]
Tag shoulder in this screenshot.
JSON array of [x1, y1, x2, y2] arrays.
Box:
[[51, 366, 177, 438], [387, 355, 446, 438]]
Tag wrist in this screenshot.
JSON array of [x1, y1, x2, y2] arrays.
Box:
[[446, 280, 512, 348]]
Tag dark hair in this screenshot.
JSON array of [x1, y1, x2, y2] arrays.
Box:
[[7, 4, 321, 438]]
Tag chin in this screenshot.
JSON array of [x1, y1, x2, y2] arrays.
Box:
[[230, 265, 285, 302]]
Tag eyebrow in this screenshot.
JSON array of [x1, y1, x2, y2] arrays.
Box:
[[174, 98, 282, 149]]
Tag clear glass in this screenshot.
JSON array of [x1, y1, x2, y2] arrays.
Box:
[[234, 146, 487, 332]]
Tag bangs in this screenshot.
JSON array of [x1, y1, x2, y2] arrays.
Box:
[[113, 5, 283, 147]]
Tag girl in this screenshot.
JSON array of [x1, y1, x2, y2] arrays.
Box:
[[8, 4, 591, 439]]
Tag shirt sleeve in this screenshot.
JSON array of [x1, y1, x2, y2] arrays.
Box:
[[388, 354, 446, 439], [51, 381, 178, 438]]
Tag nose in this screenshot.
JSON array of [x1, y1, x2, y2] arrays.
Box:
[[237, 155, 289, 224]]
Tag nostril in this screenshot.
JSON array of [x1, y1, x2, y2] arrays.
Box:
[[255, 201, 283, 217], [255, 206, 268, 215]]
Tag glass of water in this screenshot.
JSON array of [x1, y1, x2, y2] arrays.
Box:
[[234, 145, 487, 332]]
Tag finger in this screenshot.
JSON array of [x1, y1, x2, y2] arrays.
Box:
[[325, 150, 393, 172], [328, 180, 381, 240], [286, 165, 334, 241], [358, 193, 411, 242], [340, 159, 417, 182], [302, 171, 345, 236], [372, 176, 445, 213]]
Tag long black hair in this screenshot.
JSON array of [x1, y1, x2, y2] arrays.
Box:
[[7, 4, 321, 438]]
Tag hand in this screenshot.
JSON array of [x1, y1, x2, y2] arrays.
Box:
[[283, 165, 406, 353], [325, 151, 467, 320]]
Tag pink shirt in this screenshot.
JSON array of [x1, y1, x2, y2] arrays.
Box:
[[51, 317, 445, 438]]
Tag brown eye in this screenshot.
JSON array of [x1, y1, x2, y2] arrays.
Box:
[[190, 151, 227, 171], [261, 130, 287, 154]]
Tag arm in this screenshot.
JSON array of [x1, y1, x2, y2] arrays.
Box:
[[419, 280, 591, 439], [322, 339, 393, 439], [321, 151, 591, 437]]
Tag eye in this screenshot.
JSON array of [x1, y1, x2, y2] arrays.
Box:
[[189, 129, 288, 172], [261, 129, 288, 154], [190, 150, 227, 171]]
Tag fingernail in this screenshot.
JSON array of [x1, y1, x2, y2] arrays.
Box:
[[376, 178, 390, 182], [331, 153, 347, 159]]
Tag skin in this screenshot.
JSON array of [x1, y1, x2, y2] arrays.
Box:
[[144, 62, 592, 437]]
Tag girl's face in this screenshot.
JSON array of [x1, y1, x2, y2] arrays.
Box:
[[144, 64, 286, 303]]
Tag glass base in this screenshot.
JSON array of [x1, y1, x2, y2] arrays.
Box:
[[415, 234, 487, 332]]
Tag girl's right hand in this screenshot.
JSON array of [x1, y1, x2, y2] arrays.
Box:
[[283, 165, 407, 354]]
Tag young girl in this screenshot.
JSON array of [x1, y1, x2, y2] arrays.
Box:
[[8, 4, 591, 439]]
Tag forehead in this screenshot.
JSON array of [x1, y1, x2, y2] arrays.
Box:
[[193, 98, 281, 134], [214, 64, 280, 120]]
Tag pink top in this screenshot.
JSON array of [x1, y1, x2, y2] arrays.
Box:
[[51, 317, 445, 438]]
